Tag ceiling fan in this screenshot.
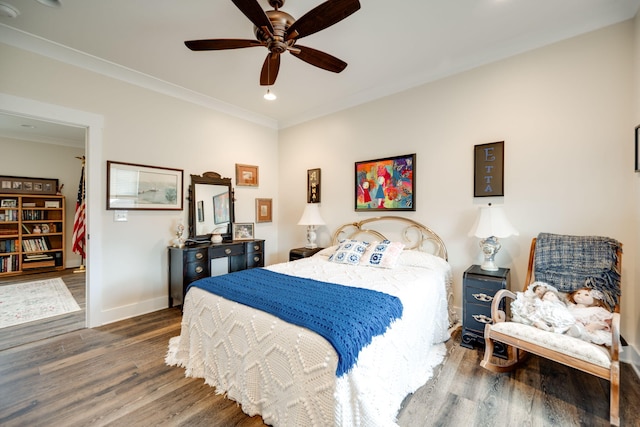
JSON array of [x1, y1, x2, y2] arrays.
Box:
[[184, 0, 361, 86]]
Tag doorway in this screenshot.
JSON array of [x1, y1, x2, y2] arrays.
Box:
[[0, 93, 104, 330]]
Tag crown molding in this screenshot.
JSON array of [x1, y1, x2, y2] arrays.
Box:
[[0, 24, 278, 130]]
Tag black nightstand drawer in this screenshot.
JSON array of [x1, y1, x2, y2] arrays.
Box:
[[461, 264, 510, 356]]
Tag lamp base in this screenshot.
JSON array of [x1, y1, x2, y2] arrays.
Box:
[[479, 236, 502, 271], [305, 225, 318, 249]]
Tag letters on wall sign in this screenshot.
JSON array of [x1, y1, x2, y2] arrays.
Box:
[[474, 141, 504, 197]]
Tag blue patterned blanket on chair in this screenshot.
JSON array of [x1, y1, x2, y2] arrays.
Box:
[[188, 268, 403, 377], [534, 233, 622, 309]]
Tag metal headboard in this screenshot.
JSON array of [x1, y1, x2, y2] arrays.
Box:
[[331, 216, 448, 261]]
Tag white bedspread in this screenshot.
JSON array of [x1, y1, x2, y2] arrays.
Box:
[[166, 251, 452, 427]]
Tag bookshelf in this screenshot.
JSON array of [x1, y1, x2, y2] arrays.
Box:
[[0, 194, 66, 276]]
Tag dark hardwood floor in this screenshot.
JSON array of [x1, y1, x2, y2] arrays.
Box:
[[1, 307, 638, 426], [0, 268, 85, 351]]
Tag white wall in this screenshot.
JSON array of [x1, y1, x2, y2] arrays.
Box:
[[0, 137, 85, 268], [0, 43, 279, 325], [278, 21, 639, 361]]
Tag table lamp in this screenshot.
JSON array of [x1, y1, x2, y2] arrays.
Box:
[[469, 204, 518, 271], [297, 204, 325, 249]]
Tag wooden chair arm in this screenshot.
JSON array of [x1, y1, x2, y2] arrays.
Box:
[[491, 288, 516, 323]]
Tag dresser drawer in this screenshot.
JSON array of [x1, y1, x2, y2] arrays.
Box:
[[246, 252, 263, 268], [184, 261, 209, 282], [184, 247, 208, 263], [246, 240, 264, 254], [210, 244, 243, 258]]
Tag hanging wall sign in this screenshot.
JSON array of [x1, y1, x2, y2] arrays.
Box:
[[474, 141, 504, 197]]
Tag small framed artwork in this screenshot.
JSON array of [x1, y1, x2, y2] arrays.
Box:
[[474, 141, 504, 197], [236, 164, 259, 187], [307, 168, 321, 203], [1, 199, 17, 208], [255, 198, 272, 223], [197, 200, 204, 222], [635, 124, 639, 172], [355, 153, 416, 211], [44, 201, 60, 208], [107, 161, 183, 210], [233, 222, 255, 240]]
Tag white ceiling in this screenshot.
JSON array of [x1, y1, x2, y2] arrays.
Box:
[[0, 0, 639, 134]]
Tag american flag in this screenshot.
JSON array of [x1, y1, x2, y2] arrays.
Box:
[[72, 162, 86, 258]]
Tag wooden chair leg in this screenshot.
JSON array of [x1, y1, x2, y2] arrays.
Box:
[[610, 361, 620, 426]]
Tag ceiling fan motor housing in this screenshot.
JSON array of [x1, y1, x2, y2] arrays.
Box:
[[255, 10, 295, 53]]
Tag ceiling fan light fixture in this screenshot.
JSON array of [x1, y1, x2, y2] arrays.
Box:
[[35, 0, 61, 7], [0, 2, 19, 17], [263, 88, 277, 101]]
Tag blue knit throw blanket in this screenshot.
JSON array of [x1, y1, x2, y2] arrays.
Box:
[[188, 268, 403, 377], [534, 233, 622, 309]]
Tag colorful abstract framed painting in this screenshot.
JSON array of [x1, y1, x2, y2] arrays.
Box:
[[355, 153, 416, 211]]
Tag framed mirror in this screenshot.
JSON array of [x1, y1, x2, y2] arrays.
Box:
[[189, 172, 235, 242]]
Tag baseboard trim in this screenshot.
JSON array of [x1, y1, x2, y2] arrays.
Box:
[[621, 343, 640, 377], [99, 296, 168, 326]]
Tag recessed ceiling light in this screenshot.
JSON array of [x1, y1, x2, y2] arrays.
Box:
[[0, 2, 20, 18], [35, 0, 61, 7]]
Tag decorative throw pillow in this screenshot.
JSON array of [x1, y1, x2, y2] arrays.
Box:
[[359, 240, 405, 268], [329, 240, 370, 265]]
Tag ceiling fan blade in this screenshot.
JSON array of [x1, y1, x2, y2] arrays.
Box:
[[260, 53, 281, 86], [290, 45, 347, 73], [232, 0, 274, 35], [185, 39, 263, 51], [287, 0, 360, 40]]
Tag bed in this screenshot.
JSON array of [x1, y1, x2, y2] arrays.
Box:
[[166, 216, 455, 427]]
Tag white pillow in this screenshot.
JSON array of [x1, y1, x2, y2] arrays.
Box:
[[328, 240, 370, 265], [315, 245, 338, 257], [359, 240, 405, 269], [397, 250, 449, 270]]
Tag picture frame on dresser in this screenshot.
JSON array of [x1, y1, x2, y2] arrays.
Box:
[[233, 223, 255, 240]]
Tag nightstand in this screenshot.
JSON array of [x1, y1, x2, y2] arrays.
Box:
[[461, 264, 510, 358], [289, 247, 324, 261]]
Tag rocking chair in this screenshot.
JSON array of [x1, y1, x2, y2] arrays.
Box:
[[480, 233, 622, 426]]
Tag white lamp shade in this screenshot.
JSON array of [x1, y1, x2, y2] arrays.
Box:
[[469, 205, 519, 238], [297, 204, 325, 226]]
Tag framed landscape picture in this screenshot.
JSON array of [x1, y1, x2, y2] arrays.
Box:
[[107, 161, 183, 210]]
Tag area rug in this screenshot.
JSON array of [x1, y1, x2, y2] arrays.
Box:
[[0, 278, 81, 328]]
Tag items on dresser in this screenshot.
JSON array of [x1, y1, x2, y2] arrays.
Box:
[[168, 239, 264, 308], [461, 264, 510, 357]]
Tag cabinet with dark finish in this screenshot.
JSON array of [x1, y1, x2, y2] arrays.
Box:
[[461, 264, 510, 358], [169, 239, 265, 308], [289, 247, 324, 261]]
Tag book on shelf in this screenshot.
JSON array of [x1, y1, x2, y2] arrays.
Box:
[[22, 202, 36, 207]]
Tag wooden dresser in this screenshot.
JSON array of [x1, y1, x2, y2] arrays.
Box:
[[168, 239, 264, 308]]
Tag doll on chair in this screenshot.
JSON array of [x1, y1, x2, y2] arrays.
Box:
[[566, 287, 613, 346]]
